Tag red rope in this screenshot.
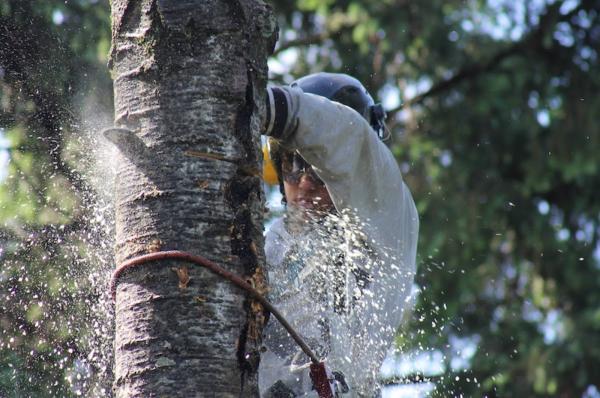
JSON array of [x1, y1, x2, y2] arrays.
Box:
[[110, 250, 320, 365]]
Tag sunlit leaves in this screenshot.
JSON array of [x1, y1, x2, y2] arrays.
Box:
[[269, 0, 600, 396], [0, 0, 113, 396]]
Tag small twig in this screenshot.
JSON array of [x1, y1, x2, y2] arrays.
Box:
[[110, 250, 322, 364], [184, 150, 240, 164], [184, 150, 260, 177]]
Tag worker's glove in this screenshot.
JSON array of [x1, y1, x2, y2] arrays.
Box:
[[264, 86, 300, 140]]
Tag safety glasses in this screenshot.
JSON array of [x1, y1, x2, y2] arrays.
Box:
[[281, 153, 325, 186]]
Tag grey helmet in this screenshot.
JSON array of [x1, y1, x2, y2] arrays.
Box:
[[291, 72, 387, 139]]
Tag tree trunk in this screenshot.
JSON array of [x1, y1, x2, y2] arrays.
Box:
[[108, 1, 276, 396]]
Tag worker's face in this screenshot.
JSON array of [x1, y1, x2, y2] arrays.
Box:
[[282, 153, 334, 218]]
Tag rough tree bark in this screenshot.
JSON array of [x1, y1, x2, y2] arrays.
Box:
[[108, 1, 276, 396]]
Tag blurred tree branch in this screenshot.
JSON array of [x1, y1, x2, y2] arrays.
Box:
[[0, 216, 89, 253], [271, 17, 356, 57], [272, 32, 331, 56], [0, 6, 97, 203], [388, 1, 586, 119]]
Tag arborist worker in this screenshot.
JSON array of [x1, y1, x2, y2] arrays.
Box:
[[259, 72, 419, 397]]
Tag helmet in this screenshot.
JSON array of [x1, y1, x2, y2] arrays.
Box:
[[291, 72, 386, 138], [263, 73, 386, 192]]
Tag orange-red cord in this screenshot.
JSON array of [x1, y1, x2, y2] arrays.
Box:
[[110, 250, 321, 365]]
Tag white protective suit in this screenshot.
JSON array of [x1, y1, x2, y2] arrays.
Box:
[[259, 87, 419, 397]]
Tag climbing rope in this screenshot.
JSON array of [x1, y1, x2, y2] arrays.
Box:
[[110, 250, 321, 365]]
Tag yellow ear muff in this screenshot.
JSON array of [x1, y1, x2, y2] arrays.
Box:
[[262, 144, 279, 185]]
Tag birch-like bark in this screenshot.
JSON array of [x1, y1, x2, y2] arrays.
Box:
[[108, 1, 276, 396]]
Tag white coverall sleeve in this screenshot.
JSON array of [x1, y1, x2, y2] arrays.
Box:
[[271, 87, 419, 395]]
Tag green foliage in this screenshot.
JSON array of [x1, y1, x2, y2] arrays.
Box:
[[270, 0, 600, 396], [0, 0, 112, 396], [1, 0, 599, 396]]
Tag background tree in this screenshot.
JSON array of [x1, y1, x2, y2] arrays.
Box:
[[266, 1, 600, 396], [1, 0, 599, 397], [0, 1, 114, 396]]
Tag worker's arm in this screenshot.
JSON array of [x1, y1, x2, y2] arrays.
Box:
[[266, 85, 418, 279]]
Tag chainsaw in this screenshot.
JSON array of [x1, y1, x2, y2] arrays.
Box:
[[310, 362, 349, 397]]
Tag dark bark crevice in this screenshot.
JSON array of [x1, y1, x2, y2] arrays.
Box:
[[226, 34, 267, 396]]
